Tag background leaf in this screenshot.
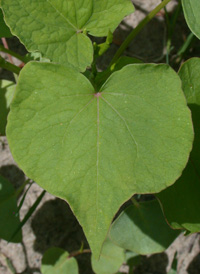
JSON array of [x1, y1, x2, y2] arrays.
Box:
[[0, 175, 22, 242], [157, 58, 200, 233], [0, 8, 12, 38], [41, 247, 78, 274], [109, 200, 179, 254], [7, 62, 193, 257], [1, 0, 134, 71], [0, 80, 15, 136], [182, 0, 200, 40], [91, 238, 125, 274]]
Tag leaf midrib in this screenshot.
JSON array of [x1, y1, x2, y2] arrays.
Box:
[[46, 0, 78, 31]]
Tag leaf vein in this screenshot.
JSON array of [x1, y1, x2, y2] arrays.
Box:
[[101, 96, 138, 153]]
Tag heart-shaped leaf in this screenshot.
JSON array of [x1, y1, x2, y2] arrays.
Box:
[[0, 175, 22, 242], [182, 0, 200, 40], [0, 80, 15, 136], [41, 247, 78, 274], [157, 58, 200, 233], [1, 0, 134, 71], [91, 238, 125, 274], [109, 199, 179, 255], [0, 8, 12, 38], [7, 62, 193, 257]]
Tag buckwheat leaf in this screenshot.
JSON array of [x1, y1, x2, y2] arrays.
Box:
[[0, 80, 15, 136], [41, 247, 78, 274], [1, 0, 134, 71], [84, 0, 135, 37], [7, 62, 193, 257], [109, 200, 179, 255], [0, 175, 22, 242], [157, 58, 200, 233], [91, 238, 125, 274], [182, 0, 200, 40]]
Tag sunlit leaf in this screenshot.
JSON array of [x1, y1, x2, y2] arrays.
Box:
[[1, 0, 134, 71], [0, 80, 15, 136], [157, 58, 200, 233], [41, 247, 78, 274], [182, 0, 200, 40], [91, 238, 125, 274], [7, 62, 193, 257]]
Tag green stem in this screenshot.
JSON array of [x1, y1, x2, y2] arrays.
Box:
[[68, 249, 91, 259], [131, 197, 140, 208], [109, 0, 172, 67], [0, 56, 21, 74], [9, 190, 46, 242], [177, 32, 195, 57], [0, 45, 26, 63], [15, 179, 31, 197]]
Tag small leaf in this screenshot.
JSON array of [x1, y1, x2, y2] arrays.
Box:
[[91, 238, 125, 274], [1, 0, 134, 71], [41, 247, 78, 274], [7, 62, 193, 257], [167, 252, 177, 274], [157, 58, 200, 233], [109, 200, 179, 254], [0, 8, 12, 38], [0, 80, 15, 136], [182, 0, 200, 40], [125, 251, 141, 274], [178, 57, 200, 104], [0, 175, 22, 242]]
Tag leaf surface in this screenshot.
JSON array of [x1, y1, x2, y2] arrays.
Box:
[[109, 200, 179, 254], [91, 238, 125, 274], [182, 0, 200, 40], [0, 80, 15, 136], [41, 247, 78, 274], [7, 62, 193, 257], [0, 8, 12, 38], [157, 58, 200, 233], [0, 175, 22, 242], [1, 0, 134, 71]]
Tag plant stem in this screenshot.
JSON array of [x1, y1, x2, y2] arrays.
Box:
[[9, 190, 46, 242], [131, 197, 140, 208], [68, 249, 91, 259], [109, 0, 172, 67], [0, 44, 26, 63], [1, 38, 14, 64], [0, 56, 21, 74], [15, 179, 31, 197]]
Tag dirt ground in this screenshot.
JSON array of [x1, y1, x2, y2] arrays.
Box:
[[1, 0, 200, 273]]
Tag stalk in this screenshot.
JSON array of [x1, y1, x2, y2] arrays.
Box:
[[109, 0, 173, 67], [0, 55, 21, 74], [0, 44, 26, 63]]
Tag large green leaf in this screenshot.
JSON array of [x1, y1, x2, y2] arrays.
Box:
[[1, 0, 134, 71], [157, 58, 200, 233], [6, 62, 193, 257], [0, 175, 22, 242], [0, 80, 15, 136], [41, 247, 78, 274], [182, 0, 200, 40], [109, 200, 179, 254], [0, 8, 12, 38], [91, 238, 125, 274]]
